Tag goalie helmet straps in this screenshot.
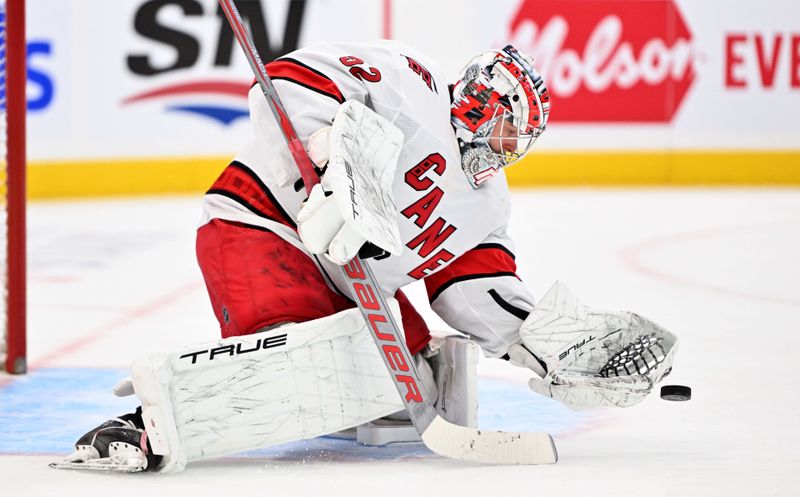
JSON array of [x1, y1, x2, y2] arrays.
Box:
[[451, 45, 551, 188]]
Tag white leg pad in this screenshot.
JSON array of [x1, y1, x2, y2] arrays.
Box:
[[131, 304, 405, 473], [354, 334, 479, 446], [356, 419, 422, 446], [428, 335, 479, 429]]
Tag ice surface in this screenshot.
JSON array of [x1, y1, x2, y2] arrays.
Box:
[[1, 189, 798, 496]]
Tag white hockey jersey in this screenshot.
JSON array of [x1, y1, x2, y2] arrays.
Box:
[[201, 40, 536, 358]]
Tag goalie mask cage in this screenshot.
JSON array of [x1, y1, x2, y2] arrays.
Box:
[[0, 0, 26, 374]]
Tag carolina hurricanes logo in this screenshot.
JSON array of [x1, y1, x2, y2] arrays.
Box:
[[121, 80, 251, 126], [508, 0, 697, 122]]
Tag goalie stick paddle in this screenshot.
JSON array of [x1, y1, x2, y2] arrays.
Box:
[[218, 0, 557, 465]]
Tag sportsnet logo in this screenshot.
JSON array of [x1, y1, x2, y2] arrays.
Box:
[[121, 80, 250, 126], [508, 0, 697, 122], [121, 0, 306, 126]]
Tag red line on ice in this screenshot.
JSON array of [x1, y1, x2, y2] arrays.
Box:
[[29, 281, 204, 370], [620, 219, 800, 307]]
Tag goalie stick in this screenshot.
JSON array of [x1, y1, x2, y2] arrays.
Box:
[[218, 0, 557, 465]]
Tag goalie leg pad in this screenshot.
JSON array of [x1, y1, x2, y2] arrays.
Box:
[[355, 334, 479, 446], [131, 303, 407, 472], [355, 354, 437, 446], [428, 335, 479, 428]]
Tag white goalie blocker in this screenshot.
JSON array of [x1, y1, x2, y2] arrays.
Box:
[[325, 99, 404, 256], [298, 99, 405, 265], [129, 303, 408, 473]]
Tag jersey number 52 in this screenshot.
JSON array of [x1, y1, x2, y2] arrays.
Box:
[[339, 56, 382, 83]]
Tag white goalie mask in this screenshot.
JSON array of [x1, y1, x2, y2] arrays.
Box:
[[451, 45, 550, 188]]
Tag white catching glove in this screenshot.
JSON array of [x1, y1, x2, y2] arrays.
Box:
[[509, 281, 679, 411], [297, 100, 404, 265]]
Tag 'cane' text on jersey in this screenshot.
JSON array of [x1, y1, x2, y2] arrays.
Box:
[[401, 153, 458, 279]]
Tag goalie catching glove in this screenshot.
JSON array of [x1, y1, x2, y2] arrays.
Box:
[[298, 100, 405, 265], [508, 281, 679, 411]]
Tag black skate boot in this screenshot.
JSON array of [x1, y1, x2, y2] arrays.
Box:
[[50, 406, 162, 472]]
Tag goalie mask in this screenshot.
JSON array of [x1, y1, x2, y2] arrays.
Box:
[[451, 45, 550, 188]]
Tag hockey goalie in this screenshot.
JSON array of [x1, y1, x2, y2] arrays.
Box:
[[53, 41, 679, 473]]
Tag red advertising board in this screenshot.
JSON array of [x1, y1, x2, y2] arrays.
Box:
[[510, 0, 696, 122]]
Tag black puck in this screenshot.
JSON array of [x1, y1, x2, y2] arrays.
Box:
[[660, 384, 691, 401]]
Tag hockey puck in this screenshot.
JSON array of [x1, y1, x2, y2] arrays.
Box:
[[660, 384, 691, 401]]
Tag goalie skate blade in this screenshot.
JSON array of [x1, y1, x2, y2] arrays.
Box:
[[49, 458, 147, 473], [421, 416, 558, 465]]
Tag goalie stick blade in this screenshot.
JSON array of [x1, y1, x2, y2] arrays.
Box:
[[420, 416, 558, 465]]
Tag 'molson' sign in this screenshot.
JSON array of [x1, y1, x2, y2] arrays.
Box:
[[508, 0, 696, 123]]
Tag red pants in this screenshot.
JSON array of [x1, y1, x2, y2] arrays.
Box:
[[196, 219, 431, 354]]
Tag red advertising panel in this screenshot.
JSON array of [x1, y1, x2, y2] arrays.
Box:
[[510, 0, 696, 122]]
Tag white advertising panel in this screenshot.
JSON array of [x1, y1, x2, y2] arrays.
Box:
[[26, 0, 383, 160], [23, 0, 800, 164]]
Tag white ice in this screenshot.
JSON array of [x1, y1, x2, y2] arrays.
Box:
[[1, 188, 799, 496]]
